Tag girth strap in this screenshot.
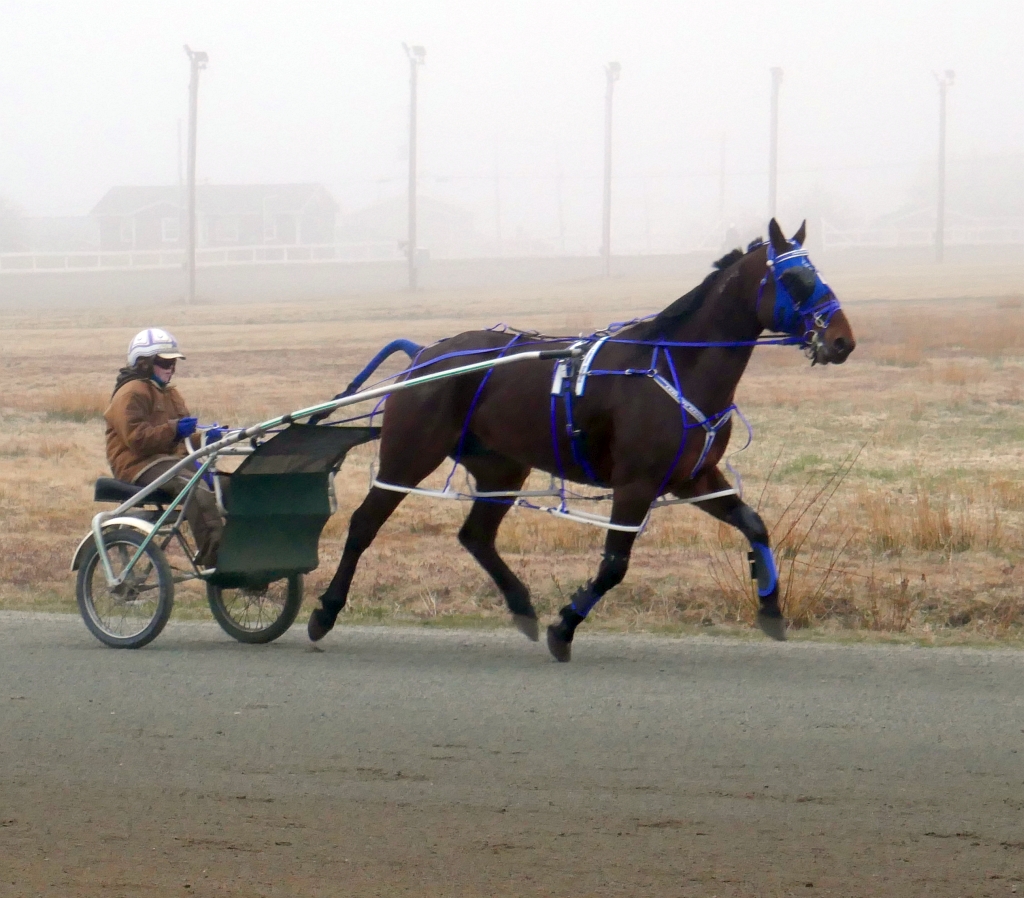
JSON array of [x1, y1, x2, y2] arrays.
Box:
[[550, 340, 601, 484]]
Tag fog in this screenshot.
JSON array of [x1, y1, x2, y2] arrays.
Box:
[[1, 0, 1022, 256]]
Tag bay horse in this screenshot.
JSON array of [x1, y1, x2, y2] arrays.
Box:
[[308, 219, 855, 661]]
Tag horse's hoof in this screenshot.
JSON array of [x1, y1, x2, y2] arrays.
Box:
[[307, 607, 335, 643], [513, 614, 540, 642], [546, 625, 572, 663], [756, 608, 788, 641]]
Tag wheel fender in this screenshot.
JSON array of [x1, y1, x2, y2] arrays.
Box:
[[70, 518, 156, 572]]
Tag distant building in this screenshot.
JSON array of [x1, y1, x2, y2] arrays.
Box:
[[90, 184, 338, 251], [335, 195, 491, 259]]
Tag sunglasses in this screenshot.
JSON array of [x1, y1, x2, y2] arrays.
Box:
[[153, 357, 177, 369]]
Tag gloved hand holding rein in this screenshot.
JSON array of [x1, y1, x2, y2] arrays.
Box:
[[201, 425, 226, 446], [175, 416, 198, 441]]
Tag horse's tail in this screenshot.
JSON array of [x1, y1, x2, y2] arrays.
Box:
[[309, 339, 424, 425]]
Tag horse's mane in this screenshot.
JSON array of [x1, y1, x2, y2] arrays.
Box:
[[623, 247, 746, 341]]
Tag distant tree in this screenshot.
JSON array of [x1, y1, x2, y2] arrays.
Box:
[[0, 196, 28, 251]]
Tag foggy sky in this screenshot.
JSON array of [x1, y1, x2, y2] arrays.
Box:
[[1, 0, 1021, 253]]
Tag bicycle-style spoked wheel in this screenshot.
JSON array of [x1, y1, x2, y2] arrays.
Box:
[[76, 527, 174, 648], [206, 575, 302, 644]]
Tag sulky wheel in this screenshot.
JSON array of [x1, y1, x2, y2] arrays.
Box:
[[206, 575, 303, 644], [76, 527, 174, 649]]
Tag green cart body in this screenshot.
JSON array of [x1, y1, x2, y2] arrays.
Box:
[[210, 424, 379, 590]]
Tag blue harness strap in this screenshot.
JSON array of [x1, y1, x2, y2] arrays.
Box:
[[445, 334, 526, 490], [309, 339, 423, 425], [548, 337, 739, 495]]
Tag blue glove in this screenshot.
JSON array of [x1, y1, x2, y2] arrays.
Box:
[[203, 425, 226, 446], [175, 417, 197, 441]]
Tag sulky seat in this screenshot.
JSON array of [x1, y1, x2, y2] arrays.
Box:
[[93, 477, 177, 506]]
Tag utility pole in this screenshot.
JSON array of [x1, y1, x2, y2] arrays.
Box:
[[602, 61, 620, 277], [936, 70, 955, 263], [184, 46, 208, 306], [403, 43, 426, 291], [177, 118, 185, 252], [768, 66, 783, 221]]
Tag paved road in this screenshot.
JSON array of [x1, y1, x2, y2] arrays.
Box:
[[2, 611, 1023, 897]]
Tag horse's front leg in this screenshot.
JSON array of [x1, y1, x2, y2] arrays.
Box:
[[546, 483, 654, 662], [684, 466, 786, 640]]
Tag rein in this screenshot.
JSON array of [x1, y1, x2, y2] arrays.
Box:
[[339, 241, 845, 531]]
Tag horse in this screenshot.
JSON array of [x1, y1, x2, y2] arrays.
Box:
[[308, 219, 856, 661]]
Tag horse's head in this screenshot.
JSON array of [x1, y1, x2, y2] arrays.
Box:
[[755, 219, 855, 365]]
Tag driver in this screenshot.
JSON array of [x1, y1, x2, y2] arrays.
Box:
[[104, 328, 223, 570]]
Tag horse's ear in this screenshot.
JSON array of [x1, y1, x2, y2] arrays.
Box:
[[768, 218, 787, 253], [791, 220, 807, 246]]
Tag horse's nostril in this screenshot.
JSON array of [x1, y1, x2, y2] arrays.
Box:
[[833, 337, 849, 355]]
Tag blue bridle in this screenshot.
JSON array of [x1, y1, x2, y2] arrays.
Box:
[[757, 241, 842, 348]]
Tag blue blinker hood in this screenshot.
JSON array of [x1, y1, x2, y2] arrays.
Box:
[[762, 241, 840, 337]]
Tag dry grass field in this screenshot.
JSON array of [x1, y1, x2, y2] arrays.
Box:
[[3, 254, 1024, 645]]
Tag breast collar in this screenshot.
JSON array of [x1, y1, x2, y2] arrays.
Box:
[[549, 337, 734, 480]]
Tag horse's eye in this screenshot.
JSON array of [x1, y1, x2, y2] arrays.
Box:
[[780, 267, 817, 304]]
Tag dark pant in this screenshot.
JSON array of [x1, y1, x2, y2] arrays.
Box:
[[135, 459, 223, 568]]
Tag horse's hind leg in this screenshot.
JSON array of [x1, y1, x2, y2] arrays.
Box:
[[686, 466, 787, 640], [458, 457, 538, 641], [309, 398, 463, 642], [308, 485, 407, 641], [546, 483, 654, 662]]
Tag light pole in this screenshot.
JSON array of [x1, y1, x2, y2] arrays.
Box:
[[184, 45, 208, 306], [177, 118, 185, 260], [601, 61, 620, 277], [935, 70, 955, 263], [768, 66, 783, 221], [403, 43, 426, 291]]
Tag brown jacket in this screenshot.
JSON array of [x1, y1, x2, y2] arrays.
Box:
[[104, 378, 191, 483]]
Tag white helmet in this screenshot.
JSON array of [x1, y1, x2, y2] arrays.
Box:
[[127, 328, 186, 367]]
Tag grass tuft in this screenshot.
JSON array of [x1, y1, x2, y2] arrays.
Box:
[[44, 388, 108, 423]]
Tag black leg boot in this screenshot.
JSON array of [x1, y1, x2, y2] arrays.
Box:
[[546, 602, 586, 663]]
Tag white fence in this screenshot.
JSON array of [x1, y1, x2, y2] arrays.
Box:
[[6, 225, 1024, 273], [0, 242, 403, 273]]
